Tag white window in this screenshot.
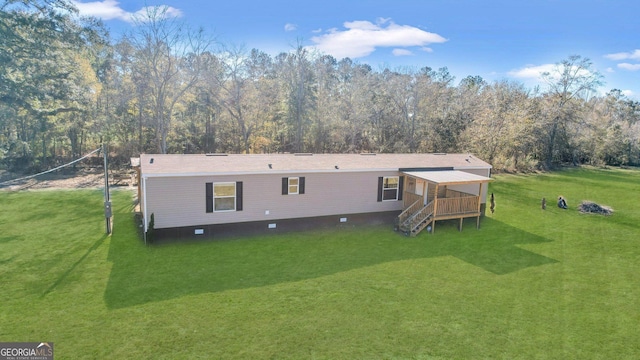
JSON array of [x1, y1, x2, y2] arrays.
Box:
[[282, 176, 305, 195], [288, 177, 299, 195], [382, 176, 399, 201], [214, 182, 236, 211]]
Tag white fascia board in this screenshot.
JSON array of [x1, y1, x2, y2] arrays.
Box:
[[453, 166, 493, 170], [142, 176, 148, 233]]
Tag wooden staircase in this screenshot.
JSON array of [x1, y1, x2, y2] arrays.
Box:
[[395, 200, 435, 237]]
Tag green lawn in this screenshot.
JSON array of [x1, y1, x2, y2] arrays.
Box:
[[1, 167, 640, 359]]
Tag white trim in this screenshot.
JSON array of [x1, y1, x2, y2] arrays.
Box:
[[382, 176, 399, 201], [143, 176, 148, 234], [452, 166, 493, 170], [213, 182, 236, 212], [288, 176, 299, 195]]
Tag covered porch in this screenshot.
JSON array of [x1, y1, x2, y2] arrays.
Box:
[[395, 170, 492, 236]]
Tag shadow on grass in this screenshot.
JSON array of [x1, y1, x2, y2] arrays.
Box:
[[0, 235, 22, 244], [41, 234, 107, 298], [104, 214, 557, 309], [428, 219, 558, 275], [41, 234, 109, 298], [559, 167, 640, 187], [0, 255, 16, 265]]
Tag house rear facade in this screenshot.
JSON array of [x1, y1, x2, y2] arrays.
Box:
[[138, 153, 492, 240]]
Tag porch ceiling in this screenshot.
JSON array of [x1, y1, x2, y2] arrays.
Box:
[[403, 170, 492, 185]]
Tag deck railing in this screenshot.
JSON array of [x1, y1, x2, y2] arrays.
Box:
[[400, 189, 479, 223], [398, 197, 423, 226], [436, 196, 479, 217], [403, 191, 422, 209], [445, 189, 473, 198], [407, 200, 435, 232]]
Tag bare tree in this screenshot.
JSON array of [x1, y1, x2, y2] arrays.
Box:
[[461, 80, 538, 170], [276, 45, 316, 152], [126, 6, 212, 153], [540, 55, 603, 168]]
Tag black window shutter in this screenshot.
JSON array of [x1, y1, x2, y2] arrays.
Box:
[[377, 177, 383, 202], [236, 181, 243, 211], [282, 177, 288, 195], [205, 183, 213, 213], [398, 176, 404, 201], [299, 177, 305, 194]]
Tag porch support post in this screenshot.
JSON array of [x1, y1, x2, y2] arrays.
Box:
[[476, 182, 484, 229], [432, 182, 439, 234], [432, 183, 439, 216], [477, 182, 484, 213], [403, 175, 410, 209], [423, 180, 428, 205]]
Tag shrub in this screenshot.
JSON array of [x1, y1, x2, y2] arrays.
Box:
[[146, 213, 155, 244]]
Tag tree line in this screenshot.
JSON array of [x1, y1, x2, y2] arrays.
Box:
[[2, 0, 639, 173]]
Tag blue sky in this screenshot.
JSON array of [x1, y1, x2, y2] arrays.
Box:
[[73, 0, 640, 99]]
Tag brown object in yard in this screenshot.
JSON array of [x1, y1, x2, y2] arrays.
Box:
[[541, 197, 546, 210]]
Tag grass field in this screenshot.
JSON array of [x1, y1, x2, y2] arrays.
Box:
[[1, 167, 639, 359]]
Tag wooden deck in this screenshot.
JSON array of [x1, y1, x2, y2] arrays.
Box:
[[397, 189, 483, 236], [396, 170, 491, 236]]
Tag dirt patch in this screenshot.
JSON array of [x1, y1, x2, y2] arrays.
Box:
[[0, 168, 135, 191]]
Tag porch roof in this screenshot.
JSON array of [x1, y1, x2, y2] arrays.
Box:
[[403, 170, 492, 185]]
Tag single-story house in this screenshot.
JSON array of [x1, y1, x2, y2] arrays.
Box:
[[137, 153, 492, 241]]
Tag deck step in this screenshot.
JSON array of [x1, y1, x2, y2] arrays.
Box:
[[410, 216, 433, 237], [396, 200, 436, 237], [398, 213, 433, 237]]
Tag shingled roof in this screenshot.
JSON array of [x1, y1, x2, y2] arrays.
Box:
[[139, 153, 491, 176]]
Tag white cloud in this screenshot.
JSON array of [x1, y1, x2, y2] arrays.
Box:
[[392, 48, 413, 56], [284, 23, 297, 32], [131, 6, 183, 22], [622, 89, 635, 97], [308, 18, 447, 59], [604, 49, 640, 61], [508, 63, 597, 84], [71, 0, 182, 23], [508, 64, 556, 80], [72, 0, 127, 20], [606, 67, 615, 73], [618, 63, 640, 71]]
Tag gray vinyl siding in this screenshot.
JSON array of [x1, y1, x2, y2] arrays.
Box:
[[145, 171, 404, 229]]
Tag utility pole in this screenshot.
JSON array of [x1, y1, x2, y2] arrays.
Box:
[[103, 143, 112, 234]]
